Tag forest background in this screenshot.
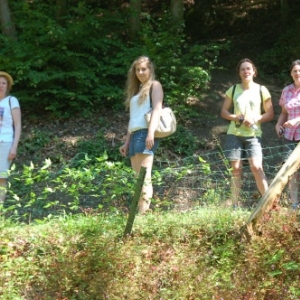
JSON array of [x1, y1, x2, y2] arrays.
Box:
[[0, 0, 299, 212], [1, 0, 300, 299]]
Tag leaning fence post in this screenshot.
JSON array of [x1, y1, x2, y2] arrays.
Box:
[[123, 166, 147, 237], [244, 142, 300, 237]]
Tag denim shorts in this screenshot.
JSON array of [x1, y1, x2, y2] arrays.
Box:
[[224, 134, 263, 161], [129, 129, 160, 157]]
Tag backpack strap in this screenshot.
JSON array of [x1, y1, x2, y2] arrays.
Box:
[[230, 84, 237, 113], [8, 96, 15, 133], [231, 84, 237, 101], [260, 85, 264, 113], [149, 85, 153, 108]]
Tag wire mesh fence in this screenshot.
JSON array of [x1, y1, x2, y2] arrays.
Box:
[[152, 144, 294, 210]]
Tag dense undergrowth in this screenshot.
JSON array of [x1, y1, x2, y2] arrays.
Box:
[[0, 208, 300, 299]]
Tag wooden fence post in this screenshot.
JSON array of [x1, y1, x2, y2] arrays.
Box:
[[123, 166, 146, 237], [245, 142, 300, 236]]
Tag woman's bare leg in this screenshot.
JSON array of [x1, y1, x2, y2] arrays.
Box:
[[131, 154, 154, 214], [289, 172, 300, 208], [230, 160, 243, 206], [248, 157, 268, 196], [0, 178, 7, 204]]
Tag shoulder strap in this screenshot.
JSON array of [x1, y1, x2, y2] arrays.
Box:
[[230, 84, 236, 113], [260, 85, 264, 113], [149, 85, 153, 108], [8, 96, 15, 132], [231, 84, 236, 100], [149, 83, 166, 108]]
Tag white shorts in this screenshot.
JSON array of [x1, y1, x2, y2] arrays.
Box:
[[0, 142, 12, 178]]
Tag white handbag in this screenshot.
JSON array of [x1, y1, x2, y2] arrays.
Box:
[[145, 86, 177, 138]]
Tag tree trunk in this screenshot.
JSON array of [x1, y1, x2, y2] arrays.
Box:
[[56, 0, 68, 26], [245, 142, 300, 236], [129, 0, 141, 40], [280, 0, 289, 30], [0, 0, 17, 39], [171, 0, 184, 24]]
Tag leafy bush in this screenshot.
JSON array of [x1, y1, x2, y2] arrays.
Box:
[[18, 129, 52, 155], [157, 125, 201, 157], [0, 2, 132, 115], [259, 25, 300, 83], [138, 12, 228, 105], [76, 132, 121, 163], [0, 2, 226, 117], [6, 154, 135, 222]]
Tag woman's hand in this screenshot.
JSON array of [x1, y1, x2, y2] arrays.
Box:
[[8, 146, 17, 161], [243, 116, 255, 127], [146, 132, 155, 150], [8, 151, 17, 161], [283, 118, 300, 128], [275, 124, 284, 137], [119, 143, 129, 157]]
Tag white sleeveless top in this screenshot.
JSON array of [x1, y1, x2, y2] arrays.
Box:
[[0, 96, 20, 142], [128, 94, 151, 133]]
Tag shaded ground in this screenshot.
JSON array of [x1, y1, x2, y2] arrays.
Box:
[[14, 0, 288, 213], [17, 66, 284, 167], [17, 0, 285, 169], [13, 64, 286, 215]]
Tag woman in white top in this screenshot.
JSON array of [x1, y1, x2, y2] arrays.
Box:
[[119, 56, 163, 214], [0, 71, 21, 204]]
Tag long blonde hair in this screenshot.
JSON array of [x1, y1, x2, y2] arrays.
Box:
[[125, 56, 155, 109]]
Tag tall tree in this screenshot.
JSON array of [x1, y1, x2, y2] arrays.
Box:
[[0, 0, 16, 39], [280, 0, 289, 30], [129, 0, 141, 40], [171, 0, 184, 24], [56, 0, 68, 26]]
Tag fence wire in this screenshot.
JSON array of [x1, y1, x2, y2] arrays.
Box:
[[152, 144, 293, 210]]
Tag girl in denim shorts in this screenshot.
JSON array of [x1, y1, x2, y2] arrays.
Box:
[[221, 58, 274, 207], [119, 56, 163, 214]]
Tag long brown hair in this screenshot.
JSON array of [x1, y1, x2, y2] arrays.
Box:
[[125, 56, 155, 109]]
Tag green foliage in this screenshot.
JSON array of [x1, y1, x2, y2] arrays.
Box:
[[5, 154, 136, 222], [138, 11, 228, 105], [18, 129, 52, 155], [1, 208, 300, 298], [76, 132, 121, 163], [259, 24, 300, 83], [0, 2, 132, 115], [158, 125, 201, 157], [0, 1, 228, 118]]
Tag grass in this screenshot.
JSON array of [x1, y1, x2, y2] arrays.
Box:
[[0, 207, 300, 299], [3, 105, 299, 299]]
